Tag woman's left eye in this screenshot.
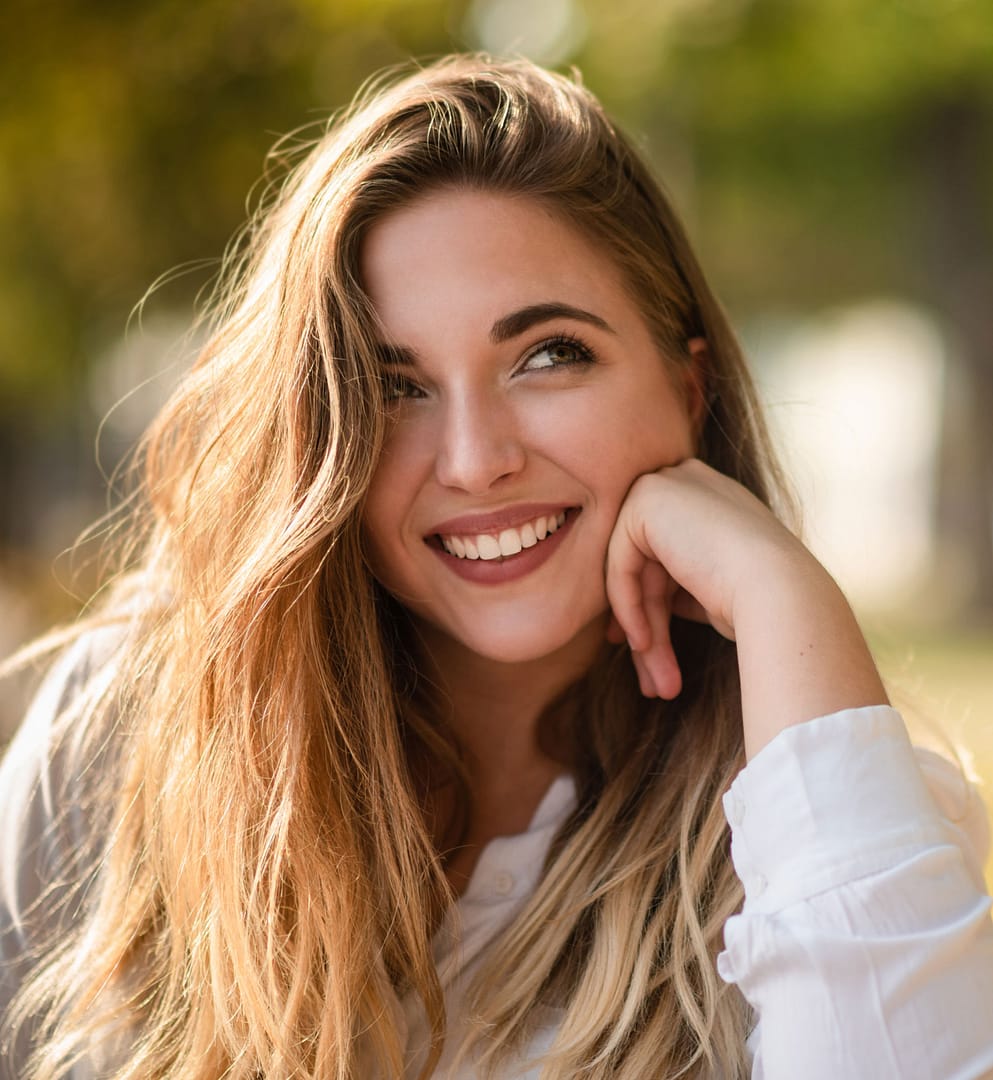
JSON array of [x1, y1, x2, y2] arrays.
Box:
[[520, 336, 596, 373]]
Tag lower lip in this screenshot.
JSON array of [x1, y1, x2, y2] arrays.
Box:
[[427, 511, 578, 585]]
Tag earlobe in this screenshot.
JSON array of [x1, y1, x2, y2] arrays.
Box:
[[685, 336, 710, 435]]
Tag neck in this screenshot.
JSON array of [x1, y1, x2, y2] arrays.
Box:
[[409, 616, 605, 894], [415, 615, 605, 786]]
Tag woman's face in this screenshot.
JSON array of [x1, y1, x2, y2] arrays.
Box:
[[360, 189, 698, 668]]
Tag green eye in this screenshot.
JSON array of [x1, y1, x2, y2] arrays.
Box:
[[522, 335, 596, 372]]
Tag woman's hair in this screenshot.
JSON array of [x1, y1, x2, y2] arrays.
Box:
[[10, 54, 791, 1079]]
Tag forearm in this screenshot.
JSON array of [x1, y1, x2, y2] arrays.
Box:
[[734, 556, 888, 761]]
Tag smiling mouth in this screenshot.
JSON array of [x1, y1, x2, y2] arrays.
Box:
[[433, 508, 577, 561]]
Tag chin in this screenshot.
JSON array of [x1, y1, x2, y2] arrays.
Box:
[[464, 634, 569, 666], [443, 609, 603, 667]]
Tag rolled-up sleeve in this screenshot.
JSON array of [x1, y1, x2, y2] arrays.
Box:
[[717, 705, 993, 1079]]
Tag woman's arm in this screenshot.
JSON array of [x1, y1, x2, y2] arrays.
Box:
[[605, 460, 993, 1077], [719, 706, 993, 1079]]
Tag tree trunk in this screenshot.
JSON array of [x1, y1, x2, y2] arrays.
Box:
[[914, 95, 993, 620]]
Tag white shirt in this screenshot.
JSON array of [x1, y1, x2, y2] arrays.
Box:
[[3, 643, 993, 1078], [395, 707, 993, 1079], [718, 706, 993, 1079]]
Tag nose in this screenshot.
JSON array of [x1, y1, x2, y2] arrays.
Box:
[[434, 389, 527, 494]]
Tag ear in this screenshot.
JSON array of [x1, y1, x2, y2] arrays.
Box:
[[684, 336, 709, 436]]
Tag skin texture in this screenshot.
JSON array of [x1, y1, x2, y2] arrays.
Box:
[[360, 189, 888, 867], [361, 189, 700, 677]]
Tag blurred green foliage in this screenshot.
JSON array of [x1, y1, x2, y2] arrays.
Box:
[[1, 0, 992, 601], [0, 0, 462, 412], [4, 0, 991, 397], [1, 0, 991, 846]]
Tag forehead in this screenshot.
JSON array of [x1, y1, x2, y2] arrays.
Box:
[[359, 188, 639, 335]]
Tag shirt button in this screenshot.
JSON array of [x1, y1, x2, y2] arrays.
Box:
[[492, 871, 515, 896], [728, 793, 745, 827], [751, 874, 767, 896]]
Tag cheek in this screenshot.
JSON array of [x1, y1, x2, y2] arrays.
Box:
[[542, 384, 694, 498], [359, 505, 391, 589], [364, 415, 427, 516], [361, 448, 412, 583], [617, 373, 697, 465]]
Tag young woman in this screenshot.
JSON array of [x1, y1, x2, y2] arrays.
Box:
[[2, 54, 992, 1080]]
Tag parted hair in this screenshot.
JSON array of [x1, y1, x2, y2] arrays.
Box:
[[8, 54, 792, 1079]]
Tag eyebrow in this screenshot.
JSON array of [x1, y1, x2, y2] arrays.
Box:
[[489, 302, 614, 344], [376, 301, 614, 367]]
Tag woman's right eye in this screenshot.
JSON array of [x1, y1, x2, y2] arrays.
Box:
[[381, 371, 426, 402]]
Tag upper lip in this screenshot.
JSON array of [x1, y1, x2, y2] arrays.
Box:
[[426, 503, 576, 537]]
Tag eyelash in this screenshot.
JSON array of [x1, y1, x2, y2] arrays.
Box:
[[380, 332, 599, 403], [519, 332, 598, 373]]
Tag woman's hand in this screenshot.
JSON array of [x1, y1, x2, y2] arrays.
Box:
[[605, 459, 888, 760]]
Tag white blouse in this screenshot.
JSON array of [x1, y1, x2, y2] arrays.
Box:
[[2, 643, 993, 1078], [398, 707, 993, 1078]]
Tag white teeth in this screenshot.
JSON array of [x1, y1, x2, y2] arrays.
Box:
[[476, 535, 502, 560], [439, 510, 572, 560], [498, 529, 522, 556]]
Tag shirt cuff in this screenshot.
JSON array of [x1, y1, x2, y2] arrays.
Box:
[[722, 705, 953, 914]]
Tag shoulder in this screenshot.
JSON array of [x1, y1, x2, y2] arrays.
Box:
[[2, 621, 131, 801]]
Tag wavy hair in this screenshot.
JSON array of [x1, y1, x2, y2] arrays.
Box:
[[9, 54, 793, 1079]]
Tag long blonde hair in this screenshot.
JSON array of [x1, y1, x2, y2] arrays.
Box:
[[9, 55, 791, 1079]]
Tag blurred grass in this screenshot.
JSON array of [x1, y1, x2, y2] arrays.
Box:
[[869, 623, 993, 889]]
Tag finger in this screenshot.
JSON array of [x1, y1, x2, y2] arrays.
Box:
[[605, 534, 652, 652], [629, 648, 658, 698], [641, 642, 682, 700], [636, 562, 682, 699]]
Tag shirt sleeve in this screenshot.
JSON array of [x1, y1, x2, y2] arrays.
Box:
[[716, 704, 993, 1080]]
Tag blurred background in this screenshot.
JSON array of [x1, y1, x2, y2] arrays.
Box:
[[1, 0, 991, 867]]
